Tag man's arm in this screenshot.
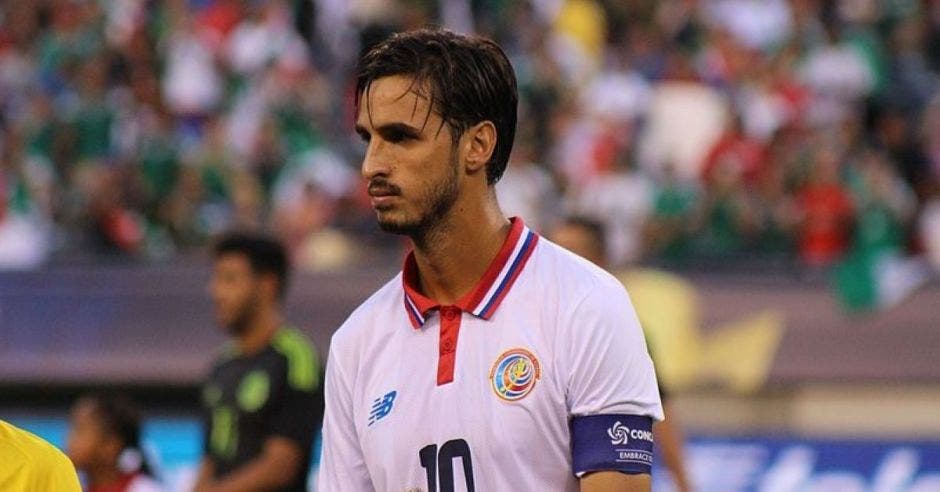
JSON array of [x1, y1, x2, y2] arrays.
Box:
[[581, 471, 651, 492], [192, 458, 215, 491], [562, 280, 664, 489], [656, 402, 692, 492], [195, 437, 303, 492]]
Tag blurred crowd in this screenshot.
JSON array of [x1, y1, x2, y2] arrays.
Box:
[[2, 0, 940, 276]]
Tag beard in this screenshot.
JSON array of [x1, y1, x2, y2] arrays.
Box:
[[224, 293, 259, 336], [374, 149, 460, 238]]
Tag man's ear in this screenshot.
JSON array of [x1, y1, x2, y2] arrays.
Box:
[[463, 121, 497, 175]]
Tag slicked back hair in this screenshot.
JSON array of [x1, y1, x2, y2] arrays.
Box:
[[356, 27, 518, 185]]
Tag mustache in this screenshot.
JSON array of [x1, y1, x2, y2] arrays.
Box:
[[368, 179, 401, 197]]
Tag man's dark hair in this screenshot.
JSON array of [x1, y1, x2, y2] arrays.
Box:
[[213, 232, 290, 299], [80, 394, 154, 477], [356, 27, 518, 185]]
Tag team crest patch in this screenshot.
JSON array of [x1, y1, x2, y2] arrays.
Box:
[[238, 370, 270, 412], [490, 348, 541, 402]]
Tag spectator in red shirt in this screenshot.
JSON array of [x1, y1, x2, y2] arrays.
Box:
[[796, 145, 855, 265], [700, 115, 767, 187]]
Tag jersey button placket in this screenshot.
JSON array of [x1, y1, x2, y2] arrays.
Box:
[[437, 306, 462, 385]]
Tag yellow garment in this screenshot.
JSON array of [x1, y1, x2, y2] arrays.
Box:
[[0, 420, 82, 492], [618, 268, 703, 390], [554, 0, 607, 59]]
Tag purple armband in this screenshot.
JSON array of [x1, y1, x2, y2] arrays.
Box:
[[570, 414, 654, 476]]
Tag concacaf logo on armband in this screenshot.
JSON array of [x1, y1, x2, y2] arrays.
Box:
[[490, 348, 541, 402]]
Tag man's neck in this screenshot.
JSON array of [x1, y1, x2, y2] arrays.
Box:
[[411, 197, 509, 305], [236, 308, 282, 355]]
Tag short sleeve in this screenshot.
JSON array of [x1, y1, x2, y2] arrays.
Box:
[[562, 279, 664, 420], [43, 448, 83, 492], [268, 331, 324, 448], [317, 341, 375, 492], [560, 277, 664, 476], [200, 362, 222, 459], [267, 370, 322, 449], [0, 422, 82, 492], [267, 371, 323, 452]]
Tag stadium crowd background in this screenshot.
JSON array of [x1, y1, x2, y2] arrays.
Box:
[[3, 2, 940, 490], [2, 0, 939, 284]]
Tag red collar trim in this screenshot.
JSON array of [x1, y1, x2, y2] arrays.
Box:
[[401, 217, 539, 329]]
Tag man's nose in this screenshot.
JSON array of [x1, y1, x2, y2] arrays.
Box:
[[361, 140, 391, 180]]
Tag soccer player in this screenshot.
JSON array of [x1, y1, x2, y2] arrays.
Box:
[[194, 233, 323, 492], [67, 394, 164, 492], [550, 217, 693, 492], [0, 419, 82, 491], [318, 28, 663, 491]]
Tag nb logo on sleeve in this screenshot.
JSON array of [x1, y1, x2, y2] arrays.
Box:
[[607, 421, 654, 445], [368, 390, 397, 426]]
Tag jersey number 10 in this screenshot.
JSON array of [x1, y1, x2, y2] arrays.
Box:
[[418, 439, 475, 492]]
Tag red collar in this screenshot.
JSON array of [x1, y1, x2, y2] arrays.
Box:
[[402, 217, 539, 328]]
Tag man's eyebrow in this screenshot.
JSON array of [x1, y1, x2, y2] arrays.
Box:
[[354, 124, 368, 136], [353, 122, 423, 141], [375, 122, 422, 135]]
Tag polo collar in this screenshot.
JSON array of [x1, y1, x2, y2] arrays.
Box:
[[402, 217, 539, 329]]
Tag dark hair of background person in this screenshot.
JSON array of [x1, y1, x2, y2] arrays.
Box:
[[81, 394, 154, 478], [559, 216, 607, 255], [355, 27, 519, 185], [213, 233, 290, 299]]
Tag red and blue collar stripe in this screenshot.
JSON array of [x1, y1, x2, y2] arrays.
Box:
[[401, 217, 539, 329], [403, 288, 426, 327]]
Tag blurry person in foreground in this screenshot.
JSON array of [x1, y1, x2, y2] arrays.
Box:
[[1, 419, 81, 491], [551, 216, 693, 492], [194, 233, 323, 492], [67, 394, 163, 492]]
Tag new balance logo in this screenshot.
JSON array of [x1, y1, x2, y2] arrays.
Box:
[[368, 390, 397, 426]]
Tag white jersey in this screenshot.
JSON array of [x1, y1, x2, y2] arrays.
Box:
[[318, 218, 663, 491]]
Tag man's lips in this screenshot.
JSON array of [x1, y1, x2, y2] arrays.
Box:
[[368, 183, 400, 208], [370, 194, 397, 208]]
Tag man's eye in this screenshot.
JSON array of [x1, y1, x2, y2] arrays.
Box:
[[387, 131, 409, 143], [357, 132, 371, 143]]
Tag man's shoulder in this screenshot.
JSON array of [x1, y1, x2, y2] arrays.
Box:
[[270, 328, 321, 392], [0, 420, 51, 464], [208, 342, 240, 371], [330, 272, 404, 350], [532, 238, 627, 300], [0, 420, 81, 490]]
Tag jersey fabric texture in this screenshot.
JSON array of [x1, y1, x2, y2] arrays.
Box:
[[0, 419, 82, 492], [318, 218, 664, 491], [202, 328, 323, 492]]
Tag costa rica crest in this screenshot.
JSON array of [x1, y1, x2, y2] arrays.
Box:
[[490, 348, 541, 402]]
